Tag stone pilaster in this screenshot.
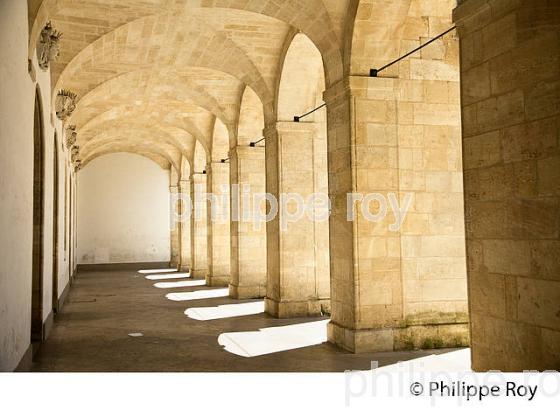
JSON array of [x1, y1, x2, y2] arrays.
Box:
[[325, 73, 468, 352], [179, 179, 192, 272], [191, 173, 208, 280], [454, 0, 560, 371], [206, 162, 231, 287], [264, 122, 331, 318], [169, 185, 181, 269], [229, 145, 267, 299]]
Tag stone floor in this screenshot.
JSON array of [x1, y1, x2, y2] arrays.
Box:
[[32, 268, 461, 372]]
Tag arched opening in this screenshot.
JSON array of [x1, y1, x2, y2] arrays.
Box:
[[190, 141, 209, 280], [322, 0, 468, 353], [264, 33, 330, 318], [238, 86, 265, 147], [277, 33, 327, 123], [31, 87, 45, 345], [52, 132, 60, 312], [76, 153, 172, 266], [206, 119, 231, 287], [229, 86, 267, 299]]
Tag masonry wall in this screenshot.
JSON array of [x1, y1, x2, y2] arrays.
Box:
[[77, 153, 171, 264], [454, 0, 560, 371]]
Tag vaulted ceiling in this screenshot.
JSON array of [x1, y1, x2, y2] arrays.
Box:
[[29, 0, 353, 174]]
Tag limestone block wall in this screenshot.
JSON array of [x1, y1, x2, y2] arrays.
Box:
[[229, 146, 267, 299], [191, 173, 208, 280], [179, 179, 192, 271], [264, 122, 330, 318], [395, 34, 468, 348], [454, 0, 560, 371], [170, 185, 181, 268], [206, 162, 231, 287], [325, 73, 467, 352]]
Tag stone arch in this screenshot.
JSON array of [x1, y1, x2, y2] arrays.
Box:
[[31, 1, 345, 90], [193, 140, 207, 174], [347, 0, 458, 76], [52, 13, 276, 120], [201, 2, 344, 86], [181, 156, 192, 181], [264, 31, 330, 318], [81, 136, 182, 174], [71, 68, 238, 130], [211, 118, 230, 163], [237, 86, 265, 148], [276, 33, 326, 122], [77, 109, 204, 157], [82, 149, 171, 171]]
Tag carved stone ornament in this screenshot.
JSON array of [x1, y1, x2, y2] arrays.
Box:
[[71, 151, 80, 163], [37, 22, 62, 71], [71, 146, 80, 156], [74, 160, 82, 173], [66, 125, 77, 149], [55, 90, 77, 120]]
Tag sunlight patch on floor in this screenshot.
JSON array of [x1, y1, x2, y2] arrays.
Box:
[[186, 301, 265, 321], [166, 288, 229, 301], [145, 273, 191, 280], [374, 348, 472, 372], [154, 279, 206, 289], [138, 268, 178, 274], [218, 319, 329, 357]]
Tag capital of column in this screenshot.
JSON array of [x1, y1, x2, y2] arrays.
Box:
[[169, 185, 179, 194]]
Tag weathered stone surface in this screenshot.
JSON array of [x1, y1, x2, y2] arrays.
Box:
[[455, 0, 560, 371]]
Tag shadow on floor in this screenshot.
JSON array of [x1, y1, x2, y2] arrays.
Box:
[[31, 268, 464, 372]]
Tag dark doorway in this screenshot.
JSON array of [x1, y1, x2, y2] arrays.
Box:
[[31, 87, 45, 345], [52, 132, 59, 312]]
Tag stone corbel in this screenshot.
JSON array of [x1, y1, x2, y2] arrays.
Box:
[[55, 90, 77, 120], [37, 22, 62, 71], [65, 125, 77, 149]]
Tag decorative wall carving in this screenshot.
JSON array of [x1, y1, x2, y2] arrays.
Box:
[[55, 90, 77, 120], [73, 160, 82, 172], [66, 125, 77, 149], [37, 22, 62, 71]]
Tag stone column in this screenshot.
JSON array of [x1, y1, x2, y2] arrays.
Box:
[[179, 179, 192, 272], [229, 145, 267, 299], [454, 0, 560, 371], [206, 162, 231, 287], [169, 185, 181, 269], [190, 173, 208, 280], [325, 73, 468, 353], [264, 122, 330, 318]]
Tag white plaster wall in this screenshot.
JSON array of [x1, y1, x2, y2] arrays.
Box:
[[77, 153, 171, 264], [35, 42, 55, 328], [0, 0, 33, 372], [0, 0, 73, 371]]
